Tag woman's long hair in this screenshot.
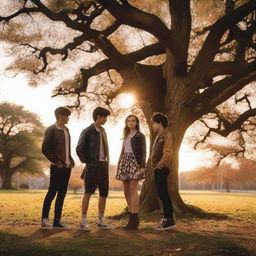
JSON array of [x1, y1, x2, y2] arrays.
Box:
[[122, 115, 140, 140]]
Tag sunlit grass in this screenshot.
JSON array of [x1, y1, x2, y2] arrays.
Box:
[[0, 190, 255, 226], [180, 190, 256, 221], [0, 190, 255, 256], [0, 190, 127, 226]]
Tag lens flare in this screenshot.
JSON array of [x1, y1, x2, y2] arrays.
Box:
[[118, 93, 135, 108]]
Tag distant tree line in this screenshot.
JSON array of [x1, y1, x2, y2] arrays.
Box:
[[180, 159, 256, 192]]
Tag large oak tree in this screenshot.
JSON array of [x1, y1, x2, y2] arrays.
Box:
[[0, 102, 44, 189], [0, 0, 255, 214]]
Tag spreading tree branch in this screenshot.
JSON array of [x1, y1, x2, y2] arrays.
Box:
[[97, 0, 183, 65], [235, 93, 252, 110], [168, 0, 191, 69], [30, 0, 89, 32], [190, 61, 256, 115], [19, 17, 123, 74], [0, 7, 40, 22], [78, 42, 165, 92], [207, 61, 252, 79], [195, 106, 256, 150], [189, 0, 255, 85]]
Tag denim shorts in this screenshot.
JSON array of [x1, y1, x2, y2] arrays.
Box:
[[84, 161, 109, 197]]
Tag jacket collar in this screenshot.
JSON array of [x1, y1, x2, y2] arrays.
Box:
[[90, 123, 105, 132], [133, 131, 140, 137], [55, 122, 67, 130], [158, 128, 168, 136]]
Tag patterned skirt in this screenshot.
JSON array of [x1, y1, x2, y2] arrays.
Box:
[[116, 152, 144, 181]]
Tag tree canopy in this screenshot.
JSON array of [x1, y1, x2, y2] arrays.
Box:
[[0, 102, 45, 189]]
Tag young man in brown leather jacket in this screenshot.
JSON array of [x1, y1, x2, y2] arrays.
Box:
[[151, 112, 176, 230], [41, 107, 74, 229]]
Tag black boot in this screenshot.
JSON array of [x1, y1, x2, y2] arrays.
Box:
[[123, 213, 139, 230], [123, 212, 131, 229]]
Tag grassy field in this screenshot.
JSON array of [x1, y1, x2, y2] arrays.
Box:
[[0, 190, 255, 256]]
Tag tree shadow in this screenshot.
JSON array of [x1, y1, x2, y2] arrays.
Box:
[[111, 206, 228, 222], [0, 228, 254, 256]]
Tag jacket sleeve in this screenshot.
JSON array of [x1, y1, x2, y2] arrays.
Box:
[[41, 127, 60, 164], [67, 129, 75, 167], [156, 132, 173, 169], [118, 143, 124, 166], [140, 134, 147, 168], [76, 129, 89, 163]]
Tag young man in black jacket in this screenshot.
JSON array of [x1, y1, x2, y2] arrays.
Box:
[[41, 107, 74, 229], [76, 107, 111, 231]]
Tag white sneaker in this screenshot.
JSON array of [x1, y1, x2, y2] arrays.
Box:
[[80, 219, 91, 231], [41, 218, 52, 229], [155, 218, 176, 230], [97, 222, 113, 229]]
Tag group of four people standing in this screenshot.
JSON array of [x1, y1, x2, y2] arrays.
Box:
[[41, 106, 175, 231]]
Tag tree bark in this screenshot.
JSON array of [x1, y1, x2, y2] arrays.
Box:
[[1, 168, 13, 189], [137, 75, 194, 216], [1, 157, 14, 189], [134, 65, 218, 217]]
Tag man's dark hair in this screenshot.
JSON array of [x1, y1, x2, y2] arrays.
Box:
[[55, 107, 71, 119], [151, 112, 168, 128], [93, 107, 110, 121]]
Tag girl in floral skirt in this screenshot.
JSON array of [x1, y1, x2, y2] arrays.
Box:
[[116, 115, 146, 229]]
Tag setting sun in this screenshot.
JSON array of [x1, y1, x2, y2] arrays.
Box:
[[118, 93, 135, 108]]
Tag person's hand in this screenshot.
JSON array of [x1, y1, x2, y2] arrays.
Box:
[[139, 168, 146, 174], [69, 160, 75, 168], [56, 161, 64, 168], [69, 162, 75, 168]]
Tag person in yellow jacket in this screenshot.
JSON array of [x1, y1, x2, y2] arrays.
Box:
[[151, 112, 176, 230]]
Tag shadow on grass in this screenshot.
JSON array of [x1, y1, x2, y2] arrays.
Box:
[[0, 228, 253, 256], [111, 207, 228, 222]]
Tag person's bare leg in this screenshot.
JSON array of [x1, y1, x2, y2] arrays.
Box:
[[97, 196, 112, 228], [124, 179, 140, 229], [82, 193, 91, 216], [129, 180, 139, 213], [123, 181, 131, 212], [98, 196, 107, 216], [80, 193, 92, 230]]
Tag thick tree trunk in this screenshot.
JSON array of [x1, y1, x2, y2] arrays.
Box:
[[140, 120, 221, 217], [166, 124, 191, 216], [139, 102, 164, 214], [1, 168, 13, 189], [139, 101, 190, 216], [123, 63, 222, 218]]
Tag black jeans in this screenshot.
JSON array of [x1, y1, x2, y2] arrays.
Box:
[[42, 165, 71, 220], [154, 167, 173, 219]]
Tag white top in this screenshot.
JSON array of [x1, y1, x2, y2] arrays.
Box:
[[123, 133, 136, 153], [95, 126, 106, 161]]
